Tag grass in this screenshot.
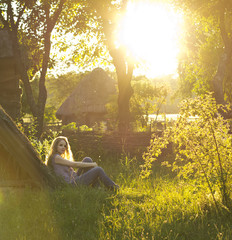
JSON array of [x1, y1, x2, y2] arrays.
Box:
[[1, 155, 232, 240]]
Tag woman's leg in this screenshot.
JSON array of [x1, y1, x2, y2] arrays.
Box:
[[76, 157, 100, 187], [76, 157, 94, 176], [78, 166, 118, 190]]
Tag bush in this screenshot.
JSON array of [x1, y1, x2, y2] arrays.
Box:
[[141, 93, 232, 209], [61, 122, 78, 131]]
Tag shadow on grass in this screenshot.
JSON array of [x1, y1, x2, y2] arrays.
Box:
[[0, 186, 116, 240]]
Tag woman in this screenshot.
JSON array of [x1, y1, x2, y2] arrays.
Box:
[[46, 136, 119, 190]]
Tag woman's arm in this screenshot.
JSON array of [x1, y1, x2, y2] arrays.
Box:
[[54, 155, 97, 168]]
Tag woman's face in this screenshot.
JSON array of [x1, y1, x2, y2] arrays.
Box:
[[56, 140, 67, 155]]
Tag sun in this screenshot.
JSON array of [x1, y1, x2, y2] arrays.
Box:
[[117, 1, 183, 78]]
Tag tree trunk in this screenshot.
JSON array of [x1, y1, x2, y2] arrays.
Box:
[[212, 50, 228, 105], [110, 48, 134, 133], [35, 1, 66, 138], [36, 29, 51, 138], [211, 48, 232, 119], [212, 8, 232, 118], [9, 26, 46, 138]]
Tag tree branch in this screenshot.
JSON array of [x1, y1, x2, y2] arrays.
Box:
[[50, 0, 66, 31], [0, 8, 9, 28], [7, 0, 14, 26], [16, 4, 26, 29], [219, 8, 230, 50]]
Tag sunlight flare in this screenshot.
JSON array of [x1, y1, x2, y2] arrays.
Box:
[[117, 1, 183, 78]]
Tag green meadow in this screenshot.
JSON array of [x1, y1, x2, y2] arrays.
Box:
[[1, 155, 232, 240], [1, 95, 232, 240]]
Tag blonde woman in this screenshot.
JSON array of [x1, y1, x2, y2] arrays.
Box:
[[46, 136, 119, 190]]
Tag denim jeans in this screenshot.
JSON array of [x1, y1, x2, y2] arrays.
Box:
[[75, 157, 116, 189], [76, 157, 94, 176]]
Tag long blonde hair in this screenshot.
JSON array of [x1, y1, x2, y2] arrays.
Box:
[[45, 136, 73, 167]]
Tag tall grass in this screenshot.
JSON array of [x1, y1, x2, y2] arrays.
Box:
[[1, 154, 232, 240]]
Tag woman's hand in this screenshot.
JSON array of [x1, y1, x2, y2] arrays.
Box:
[[92, 162, 98, 167]]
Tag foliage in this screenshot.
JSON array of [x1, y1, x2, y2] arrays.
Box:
[[152, 75, 180, 114], [105, 94, 119, 130], [79, 125, 93, 132], [61, 122, 93, 132], [44, 106, 58, 123], [130, 76, 168, 130], [140, 130, 170, 179], [19, 75, 39, 116], [177, 14, 222, 98], [52, 0, 112, 70], [92, 122, 107, 133], [141, 93, 232, 208], [20, 75, 59, 123], [61, 122, 78, 131], [174, 0, 232, 106], [106, 76, 169, 131], [16, 119, 59, 162]]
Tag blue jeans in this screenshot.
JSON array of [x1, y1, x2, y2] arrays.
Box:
[[76, 157, 94, 176], [75, 157, 116, 189]]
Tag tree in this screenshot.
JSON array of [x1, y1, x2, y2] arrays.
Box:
[[57, 0, 134, 133], [105, 75, 169, 131], [174, 0, 232, 112], [0, 0, 67, 137], [177, 16, 221, 97], [84, 0, 134, 133]]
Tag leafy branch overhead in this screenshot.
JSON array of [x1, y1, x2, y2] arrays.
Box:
[[176, 0, 232, 110]]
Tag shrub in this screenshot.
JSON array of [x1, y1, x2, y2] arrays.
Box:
[[61, 122, 78, 131], [141, 93, 232, 209]]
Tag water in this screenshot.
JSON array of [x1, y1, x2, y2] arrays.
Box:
[[148, 114, 198, 122]]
